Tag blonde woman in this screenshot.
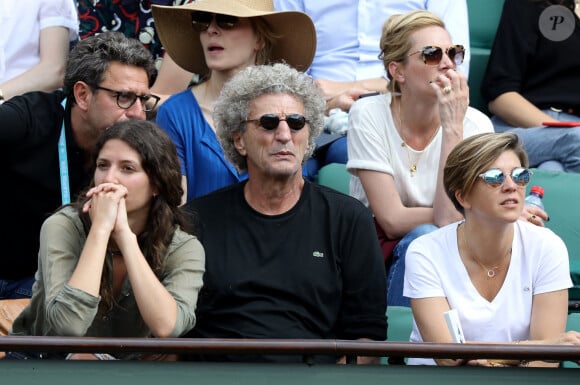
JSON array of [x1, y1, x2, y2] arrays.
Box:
[[346, 10, 493, 306]]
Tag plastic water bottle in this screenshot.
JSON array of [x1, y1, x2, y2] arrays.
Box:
[[524, 185, 545, 210]]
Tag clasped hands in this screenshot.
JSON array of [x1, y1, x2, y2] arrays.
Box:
[[82, 182, 130, 235]]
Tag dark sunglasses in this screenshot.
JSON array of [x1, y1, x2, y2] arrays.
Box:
[[478, 167, 532, 189], [243, 114, 309, 131], [408, 45, 465, 66], [94, 86, 160, 112], [191, 11, 239, 32]]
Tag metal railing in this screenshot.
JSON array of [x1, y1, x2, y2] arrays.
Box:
[[1, 336, 580, 364]]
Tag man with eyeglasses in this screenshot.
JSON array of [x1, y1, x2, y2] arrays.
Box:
[[0, 32, 158, 300], [182, 63, 386, 364]]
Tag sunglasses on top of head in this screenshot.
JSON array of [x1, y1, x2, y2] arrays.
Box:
[[242, 114, 309, 131], [477, 167, 532, 189], [191, 11, 240, 32], [408, 45, 465, 66]]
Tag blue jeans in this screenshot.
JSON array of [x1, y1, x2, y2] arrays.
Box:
[[305, 135, 348, 181], [491, 109, 580, 172], [324, 135, 348, 164], [0, 276, 35, 299], [387, 224, 438, 307], [303, 158, 320, 182]]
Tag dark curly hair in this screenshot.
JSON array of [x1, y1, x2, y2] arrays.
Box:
[[74, 119, 191, 312]]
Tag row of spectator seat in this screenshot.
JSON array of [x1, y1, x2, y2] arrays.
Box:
[[466, 0, 504, 115]]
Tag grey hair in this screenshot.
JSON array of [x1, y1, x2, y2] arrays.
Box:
[[213, 63, 325, 171], [64, 31, 156, 103]]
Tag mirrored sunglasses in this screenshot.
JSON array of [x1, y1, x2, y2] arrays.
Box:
[[191, 11, 239, 32], [478, 167, 532, 188], [408, 45, 465, 66], [243, 114, 309, 131]]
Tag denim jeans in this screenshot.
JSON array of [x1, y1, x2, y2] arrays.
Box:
[[491, 109, 580, 172], [324, 135, 348, 164], [0, 276, 35, 299], [386, 224, 438, 307], [303, 157, 320, 182]]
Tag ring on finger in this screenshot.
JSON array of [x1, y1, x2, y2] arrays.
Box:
[[443, 85, 452, 94], [528, 214, 537, 222]]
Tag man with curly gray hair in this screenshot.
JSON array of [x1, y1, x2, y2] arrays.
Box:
[[183, 63, 387, 364], [214, 63, 325, 173]]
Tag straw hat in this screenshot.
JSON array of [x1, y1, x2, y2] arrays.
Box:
[[152, 0, 316, 75]]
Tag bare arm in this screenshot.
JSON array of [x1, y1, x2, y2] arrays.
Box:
[[431, 69, 468, 226], [0, 26, 69, 99], [412, 291, 571, 367], [469, 290, 571, 368], [488, 92, 556, 128], [68, 184, 126, 296], [410, 297, 462, 366], [357, 149, 460, 240], [316, 77, 388, 112], [113, 198, 178, 338], [524, 289, 569, 367], [358, 170, 433, 240]]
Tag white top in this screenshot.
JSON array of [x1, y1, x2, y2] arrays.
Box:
[[404, 220, 573, 365], [0, 0, 79, 83], [273, 0, 471, 80], [347, 92, 493, 207]]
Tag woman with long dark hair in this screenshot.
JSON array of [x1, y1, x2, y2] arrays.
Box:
[[8, 120, 205, 359]]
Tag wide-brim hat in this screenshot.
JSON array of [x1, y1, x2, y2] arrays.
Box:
[[152, 0, 316, 75]]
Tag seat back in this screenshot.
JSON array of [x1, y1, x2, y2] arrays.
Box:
[[382, 306, 414, 365], [526, 169, 580, 305], [316, 163, 350, 195], [466, 0, 505, 115], [387, 306, 413, 342]]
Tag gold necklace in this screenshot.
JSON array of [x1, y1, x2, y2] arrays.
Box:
[[460, 224, 511, 279], [396, 98, 438, 177]]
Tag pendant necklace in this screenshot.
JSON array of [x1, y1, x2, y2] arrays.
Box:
[[472, 250, 510, 278], [396, 98, 438, 177], [461, 224, 511, 279]]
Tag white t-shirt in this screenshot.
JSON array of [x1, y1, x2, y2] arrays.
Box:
[[0, 0, 78, 83], [347, 92, 493, 207], [404, 220, 573, 365]]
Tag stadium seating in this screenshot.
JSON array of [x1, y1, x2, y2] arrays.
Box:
[[466, 0, 505, 115]]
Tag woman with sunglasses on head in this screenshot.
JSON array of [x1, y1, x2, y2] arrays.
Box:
[[151, 0, 316, 203], [7, 120, 205, 360], [404, 132, 580, 366], [346, 10, 495, 307]]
